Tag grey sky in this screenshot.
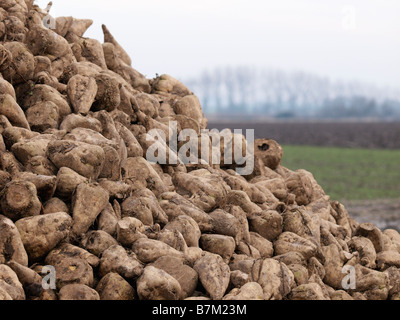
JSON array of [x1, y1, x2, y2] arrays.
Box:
[[36, 0, 400, 89]]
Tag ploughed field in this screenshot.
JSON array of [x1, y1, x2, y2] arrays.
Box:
[[207, 121, 400, 150]]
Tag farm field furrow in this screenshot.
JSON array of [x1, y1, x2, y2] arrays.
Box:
[[208, 121, 400, 149]]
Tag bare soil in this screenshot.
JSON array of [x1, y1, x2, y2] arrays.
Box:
[[208, 121, 400, 149], [343, 199, 400, 232]]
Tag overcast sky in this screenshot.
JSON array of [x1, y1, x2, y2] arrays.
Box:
[[35, 0, 400, 89]]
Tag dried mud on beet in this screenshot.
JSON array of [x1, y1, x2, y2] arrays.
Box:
[[1, 1, 400, 301]]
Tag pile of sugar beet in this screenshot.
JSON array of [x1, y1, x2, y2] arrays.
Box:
[[1, 1, 400, 301]]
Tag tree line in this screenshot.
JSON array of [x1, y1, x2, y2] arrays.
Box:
[[184, 67, 400, 120]]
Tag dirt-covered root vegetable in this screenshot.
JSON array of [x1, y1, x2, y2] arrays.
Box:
[[67, 75, 97, 115], [137, 131, 179, 168], [59, 113, 102, 133], [229, 254, 256, 275], [71, 182, 109, 236], [286, 263, 309, 286], [58, 284, 99, 300], [207, 209, 242, 244], [350, 264, 389, 300], [0, 75, 16, 100], [149, 256, 198, 299], [173, 95, 205, 128], [47, 140, 105, 180], [306, 196, 336, 224], [164, 215, 201, 248], [6, 260, 47, 300], [348, 236, 376, 269], [289, 283, 327, 300], [252, 139, 283, 170], [0, 150, 24, 175], [136, 266, 181, 300], [0, 215, 28, 266], [221, 205, 251, 244], [132, 238, 184, 264], [131, 93, 159, 118], [285, 170, 315, 206], [376, 251, 400, 270], [21, 84, 71, 121], [96, 272, 135, 301], [97, 203, 119, 237], [2, 14, 26, 42], [98, 245, 143, 279], [330, 201, 352, 236], [248, 210, 283, 242], [54, 167, 87, 199], [115, 85, 137, 120], [97, 144, 121, 180], [249, 232, 274, 259], [329, 290, 354, 300], [122, 157, 167, 196], [11, 136, 53, 167], [355, 223, 384, 254], [90, 72, 120, 112], [320, 244, 345, 289], [25, 101, 59, 132], [43, 198, 69, 215], [229, 270, 250, 288], [200, 234, 236, 263], [222, 174, 267, 204], [193, 252, 230, 300], [109, 57, 151, 93], [274, 232, 318, 260], [0, 42, 34, 85], [220, 190, 262, 217], [102, 24, 132, 66], [151, 74, 192, 97], [223, 282, 264, 301], [0, 264, 25, 300], [0, 116, 12, 136], [72, 38, 107, 69], [182, 247, 202, 267], [80, 230, 119, 257], [250, 258, 295, 300], [15, 212, 72, 261], [383, 229, 400, 254], [13, 172, 56, 202], [282, 206, 321, 248], [173, 171, 230, 213], [0, 180, 41, 221], [114, 122, 143, 158], [45, 243, 99, 270], [154, 228, 187, 253], [158, 192, 213, 233], [2, 126, 38, 149], [236, 241, 261, 259], [121, 189, 167, 226], [33, 71, 66, 93], [63, 126, 119, 152], [0, 94, 30, 129], [384, 267, 400, 299], [0, 170, 11, 189], [116, 217, 147, 247], [55, 16, 93, 38], [253, 177, 288, 203], [97, 179, 130, 201], [62, 128, 122, 181], [26, 24, 77, 79]]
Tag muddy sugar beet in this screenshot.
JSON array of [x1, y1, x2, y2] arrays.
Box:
[[1, 0, 400, 301]]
